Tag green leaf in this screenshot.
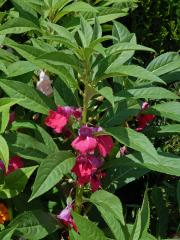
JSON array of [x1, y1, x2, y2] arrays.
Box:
[[103, 162, 149, 192], [121, 152, 180, 176], [140, 191, 150, 238], [0, 98, 22, 112], [11, 121, 59, 153], [105, 127, 159, 162], [0, 17, 40, 34], [146, 102, 180, 122], [29, 151, 75, 201], [105, 65, 164, 84], [115, 87, 179, 101], [98, 87, 114, 108], [0, 109, 9, 133], [4, 132, 49, 163], [106, 43, 155, 55], [147, 52, 180, 76], [0, 228, 15, 240], [0, 135, 9, 170], [158, 124, 180, 133], [130, 191, 150, 240], [8, 210, 59, 239], [90, 190, 125, 225], [72, 212, 106, 240], [0, 166, 37, 199], [112, 21, 131, 43], [0, 79, 54, 114], [7, 61, 37, 77], [53, 78, 79, 106]]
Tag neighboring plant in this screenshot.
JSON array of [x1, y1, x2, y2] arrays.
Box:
[[0, 1, 179, 240]]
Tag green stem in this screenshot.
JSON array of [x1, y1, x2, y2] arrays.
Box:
[[75, 186, 83, 213]]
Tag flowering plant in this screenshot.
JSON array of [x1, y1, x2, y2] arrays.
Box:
[[0, 1, 179, 239]]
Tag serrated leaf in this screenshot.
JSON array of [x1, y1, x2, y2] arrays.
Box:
[[158, 124, 180, 133], [29, 151, 75, 201], [0, 166, 37, 199], [0, 109, 9, 133], [115, 87, 179, 101], [98, 87, 114, 108], [0, 79, 54, 114], [90, 190, 125, 225], [0, 135, 9, 170], [146, 102, 180, 122], [147, 52, 180, 76], [72, 212, 106, 240], [11, 121, 59, 153], [4, 132, 49, 163], [7, 61, 37, 77], [105, 127, 159, 162], [121, 152, 180, 176], [0, 228, 15, 240], [0, 98, 22, 112], [0, 17, 40, 34], [8, 210, 59, 239], [105, 65, 164, 84]]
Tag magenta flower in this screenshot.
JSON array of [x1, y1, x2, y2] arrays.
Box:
[[0, 156, 24, 175], [136, 101, 155, 132], [71, 126, 113, 157], [72, 154, 103, 191], [45, 106, 82, 134], [57, 204, 77, 231]]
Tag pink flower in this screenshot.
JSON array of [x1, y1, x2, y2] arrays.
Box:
[[45, 106, 82, 134], [96, 135, 114, 157], [136, 102, 155, 131], [45, 110, 68, 133], [36, 70, 53, 96], [0, 156, 24, 175], [72, 155, 103, 191], [57, 204, 77, 231], [71, 126, 113, 157]]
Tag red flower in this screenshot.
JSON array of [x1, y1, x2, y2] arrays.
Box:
[[71, 126, 113, 157], [45, 106, 82, 134], [0, 156, 24, 175], [136, 102, 155, 131], [45, 110, 68, 133], [72, 155, 103, 191]]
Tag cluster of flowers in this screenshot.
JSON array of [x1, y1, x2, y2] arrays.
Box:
[[0, 203, 11, 224], [45, 105, 114, 229]]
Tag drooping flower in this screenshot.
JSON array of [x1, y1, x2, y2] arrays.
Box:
[[36, 70, 53, 96], [0, 203, 11, 224], [72, 154, 104, 191], [136, 101, 155, 132], [0, 156, 24, 175], [72, 155, 102, 185], [57, 204, 77, 231], [45, 106, 82, 134], [71, 126, 113, 157]]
